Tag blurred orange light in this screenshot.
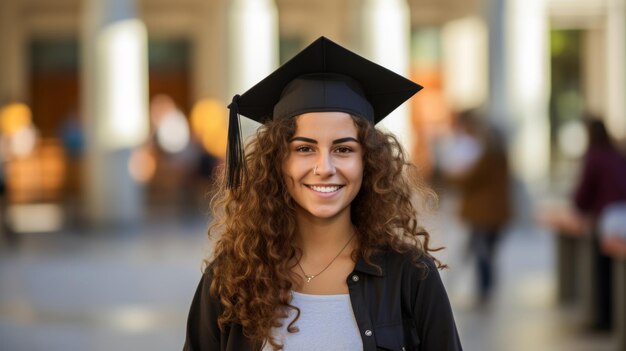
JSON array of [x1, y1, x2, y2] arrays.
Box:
[[128, 146, 156, 183], [190, 99, 228, 158], [0, 103, 33, 135], [150, 94, 177, 127]]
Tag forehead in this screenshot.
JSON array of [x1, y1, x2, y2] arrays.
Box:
[[292, 112, 358, 138]]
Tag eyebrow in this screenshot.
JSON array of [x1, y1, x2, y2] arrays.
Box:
[[289, 136, 359, 144]]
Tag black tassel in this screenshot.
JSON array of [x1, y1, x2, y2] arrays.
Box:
[[226, 94, 245, 189]]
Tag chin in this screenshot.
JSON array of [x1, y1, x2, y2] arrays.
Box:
[[298, 204, 350, 221]]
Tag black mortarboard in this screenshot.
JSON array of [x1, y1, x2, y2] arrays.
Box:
[[226, 36, 423, 188]]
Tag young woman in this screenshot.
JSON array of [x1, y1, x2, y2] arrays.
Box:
[[573, 118, 626, 330], [184, 37, 462, 351]]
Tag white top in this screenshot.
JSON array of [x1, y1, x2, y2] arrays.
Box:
[[600, 202, 626, 239], [262, 291, 363, 351]]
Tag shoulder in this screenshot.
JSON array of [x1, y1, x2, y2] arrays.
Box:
[[190, 261, 223, 315], [381, 251, 462, 350], [184, 262, 224, 350], [378, 246, 439, 281], [374, 247, 455, 323], [195, 262, 221, 306], [197, 261, 215, 287]]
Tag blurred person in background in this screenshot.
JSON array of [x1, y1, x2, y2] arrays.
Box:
[[183, 37, 462, 351], [573, 117, 626, 330], [59, 112, 84, 228], [443, 109, 511, 305]]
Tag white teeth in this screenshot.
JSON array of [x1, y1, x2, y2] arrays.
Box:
[[309, 185, 341, 193]]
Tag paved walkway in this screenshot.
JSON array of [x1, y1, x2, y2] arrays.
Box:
[[0, 205, 617, 350], [0, 218, 209, 351]]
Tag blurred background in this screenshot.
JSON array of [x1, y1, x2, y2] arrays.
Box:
[[1, 0, 626, 350]]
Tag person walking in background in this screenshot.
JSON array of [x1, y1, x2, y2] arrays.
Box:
[[444, 109, 511, 305], [573, 118, 626, 330], [574, 119, 626, 218]]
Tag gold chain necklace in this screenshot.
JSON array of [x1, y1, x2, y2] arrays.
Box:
[[296, 233, 355, 283]]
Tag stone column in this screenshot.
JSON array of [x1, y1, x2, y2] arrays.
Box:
[[227, 0, 279, 140], [0, 0, 27, 103], [487, 0, 508, 125], [583, 28, 607, 118], [606, 0, 626, 140], [441, 16, 489, 111], [356, 0, 413, 151], [82, 0, 149, 227], [192, 0, 228, 103], [505, 0, 550, 186]]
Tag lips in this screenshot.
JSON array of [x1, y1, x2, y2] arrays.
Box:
[[305, 184, 344, 193]]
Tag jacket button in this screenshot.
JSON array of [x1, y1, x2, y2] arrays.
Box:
[[402, 347, 406, 351], [364, 330, 372, 336], [351, 275, 359, 282]]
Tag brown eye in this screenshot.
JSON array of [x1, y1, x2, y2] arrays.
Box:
[[295, 145, 314, 153], [334, 146, 353, 153]]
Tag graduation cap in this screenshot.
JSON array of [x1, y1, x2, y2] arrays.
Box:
[[226, 36, 423, 188]]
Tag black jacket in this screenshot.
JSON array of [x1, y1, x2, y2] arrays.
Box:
[[184, 248, 463, 351]]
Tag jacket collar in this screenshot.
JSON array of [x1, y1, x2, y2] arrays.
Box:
[[354, 249, 385, 277]]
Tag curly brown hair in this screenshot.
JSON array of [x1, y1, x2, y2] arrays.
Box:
[[206, 115, 442, 350]]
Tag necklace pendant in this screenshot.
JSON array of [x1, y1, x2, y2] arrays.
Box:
[[297, 232, 355, 284]]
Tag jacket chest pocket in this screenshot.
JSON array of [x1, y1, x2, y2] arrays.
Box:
[[374, 322, 420, 351]]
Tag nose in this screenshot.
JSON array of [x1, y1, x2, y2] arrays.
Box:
[[314, 153, 336, 176]]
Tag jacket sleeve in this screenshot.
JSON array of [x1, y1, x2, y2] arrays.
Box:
[[412, 259, 463, 351], [183, 270, 222, 351]]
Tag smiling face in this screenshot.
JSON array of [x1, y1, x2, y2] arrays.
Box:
[[282, 112, 364, 221]]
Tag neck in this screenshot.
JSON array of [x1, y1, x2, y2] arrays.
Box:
[[295, 209, 354, 255]]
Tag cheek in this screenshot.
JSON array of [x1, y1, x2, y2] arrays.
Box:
[[355, 160, 365, 190], [282, 158, 293, 175], [349, 158, 364, 182], [282, 157, 303, 189], [354, 171, 364, 191], [282, 172, 294, 192], [337, 158, 363, 192], [281, 164, 294, 191]]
